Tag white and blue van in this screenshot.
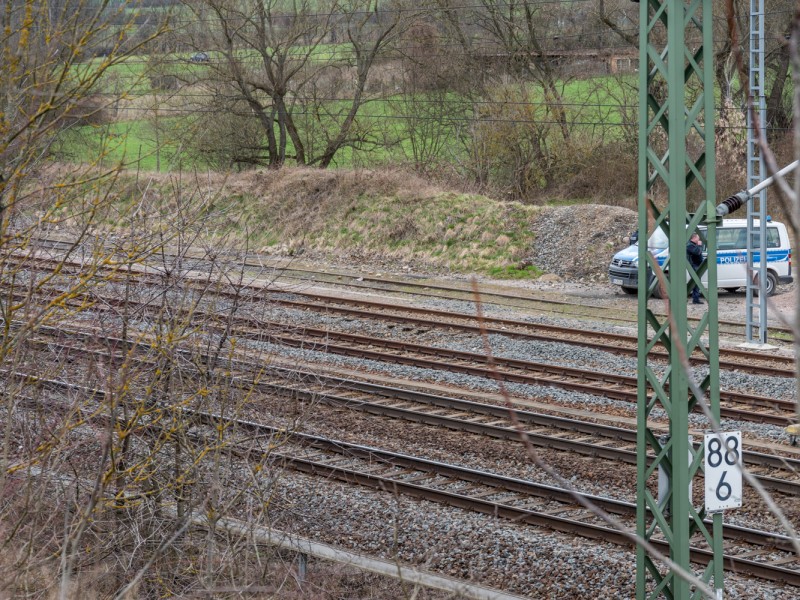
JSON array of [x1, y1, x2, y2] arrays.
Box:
[[608, 219, 793, 296]]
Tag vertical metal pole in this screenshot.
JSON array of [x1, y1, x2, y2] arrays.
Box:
[[635, 5, 650, 592], [745, 0, 768, 344], [704, 5, 724, 592], [636, 0, 723, 597], [665, 5, 691, 596], [297, 552, 307, 585]]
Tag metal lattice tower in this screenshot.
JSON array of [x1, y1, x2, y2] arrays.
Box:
[[745, 0, 768, 344], [636, 0, 723, 597]]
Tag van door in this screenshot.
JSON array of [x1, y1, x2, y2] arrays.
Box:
[[754, 226, 785, 272], [716, 227, 746, 287]]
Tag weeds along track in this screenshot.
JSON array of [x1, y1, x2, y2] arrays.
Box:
[[9, 368, 800, 588], [7, 281, 798, 427]]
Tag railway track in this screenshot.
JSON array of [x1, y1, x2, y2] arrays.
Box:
[[9, 279, 798, 426], [6, 237, 800, 593], [18, 373, 799, 588], [261, 434, 800, 588], [8, 239, 798, 346], [16, 328, 800, 496], [241, 261, 797, 341], [4, 249, 796, 378], [245, 368, 800, 495], [256, 291, 798, 377], [227, 318, 798, 426]]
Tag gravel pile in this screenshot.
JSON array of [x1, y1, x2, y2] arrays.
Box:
[[527, 205, 636, 282]]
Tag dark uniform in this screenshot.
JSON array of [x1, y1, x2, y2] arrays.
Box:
[[687, 234, 704, 304]]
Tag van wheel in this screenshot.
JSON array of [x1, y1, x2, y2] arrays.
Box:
[[651, 282, 664, 299], [755, 271, 778, 297], [621, 287, 637, 295], [646, 271, 664, 298], [724, 287, 739, 293]]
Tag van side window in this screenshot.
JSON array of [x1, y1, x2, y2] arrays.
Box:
[[718, 228, 745, 250], [717, 227, 780, 250], [751, 228, 781, 248]]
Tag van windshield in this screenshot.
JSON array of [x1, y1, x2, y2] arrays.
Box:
[[641, 226, 706, 250], [647, 228, 669, 250]]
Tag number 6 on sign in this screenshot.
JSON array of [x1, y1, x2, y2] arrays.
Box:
[[704, 431, 743, 512]]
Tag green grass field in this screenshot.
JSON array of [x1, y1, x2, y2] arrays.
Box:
[[57, 73, 635, 173], [55, 119, 193, 171]]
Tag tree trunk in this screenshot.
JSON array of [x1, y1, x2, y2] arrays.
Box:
[[766, 45, 791, 135]]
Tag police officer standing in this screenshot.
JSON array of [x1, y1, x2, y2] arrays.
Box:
[[687, 232, 704, 304]]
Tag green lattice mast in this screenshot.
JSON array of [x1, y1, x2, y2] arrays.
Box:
[[635, 0, 723, 597]]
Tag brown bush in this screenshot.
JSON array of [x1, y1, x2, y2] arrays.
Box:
[[544, 140, 638, 208]]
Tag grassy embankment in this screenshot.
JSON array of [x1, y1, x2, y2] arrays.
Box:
[[50, 54, 636, 278], [73, 167, 546, 277]]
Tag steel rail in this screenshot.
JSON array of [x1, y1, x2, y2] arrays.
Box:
[[14, 370, 800, 585], [2, 253, 795, 378], [245, 262, 795, 338], [9, 290, 796, 426], [5, 244, 796, 344], [14, 331, 800, 493], [255, 292, 797, 377], [246, 376, 800, 496], [233, 323, 796, 425], [276, 452, 800, 587], [2, 271, 794, 419], [212, 419, 800, 586]]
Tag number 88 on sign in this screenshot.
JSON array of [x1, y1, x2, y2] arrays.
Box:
[[704, 431, 743, 513]]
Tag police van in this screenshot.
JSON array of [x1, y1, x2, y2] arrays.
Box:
[[608, 219, 793, 296]]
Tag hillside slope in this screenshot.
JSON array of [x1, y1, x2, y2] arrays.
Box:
[[199, 167, 638, 283], [44, 165, 636, 283]]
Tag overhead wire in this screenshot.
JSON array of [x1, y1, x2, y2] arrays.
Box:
[[98, 0, 796, 59], [84, 103, 794, 134], [120, 2, 792, 25], [81, 91, 744, 117], [86, 0, 796, 76], [84, 29, 771, 68], [120, 0, 596, 23]]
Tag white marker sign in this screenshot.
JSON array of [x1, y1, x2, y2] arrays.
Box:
[[704, 431, 742, 512]]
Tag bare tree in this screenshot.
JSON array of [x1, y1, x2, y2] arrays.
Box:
[[180, 0, 417, 169], [0, 4, 306, 597], [430, 0, 600, 197], [0, 0, 166, 228], [471, 0, 572, 142], [311, 0, 416, 167]]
